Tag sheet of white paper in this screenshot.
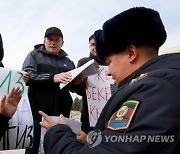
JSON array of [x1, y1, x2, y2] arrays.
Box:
[[39, 116, 81, 154], [59, 59, 100, 89]]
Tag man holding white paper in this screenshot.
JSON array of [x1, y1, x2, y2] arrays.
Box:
[[22, 27, 79, 154]]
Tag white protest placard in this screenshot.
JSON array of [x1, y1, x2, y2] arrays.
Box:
[[86, 65, 115, 127], [0, 67, 33, 150], [39, 116, 81, 154], [60, 59, 100, 89]]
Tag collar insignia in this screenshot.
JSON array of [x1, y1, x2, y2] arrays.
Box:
[[129, 73, 148, 85]]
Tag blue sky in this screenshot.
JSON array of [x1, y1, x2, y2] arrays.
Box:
[[0, 0, 180, 70]]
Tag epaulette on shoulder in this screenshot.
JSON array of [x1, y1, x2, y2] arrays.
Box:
[[129, 72, 148, 85]]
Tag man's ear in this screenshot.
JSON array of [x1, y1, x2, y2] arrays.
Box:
[[43, 38, 46, 44], [126, 45, 138, 63], [61, 40, 64, 47]]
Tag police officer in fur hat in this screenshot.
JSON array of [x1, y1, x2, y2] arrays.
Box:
[[39, 7, 180, 153]]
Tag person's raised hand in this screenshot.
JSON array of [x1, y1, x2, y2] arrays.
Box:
[[0, 87, 22, 118]]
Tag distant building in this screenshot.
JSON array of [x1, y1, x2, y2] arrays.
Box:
[[160, 45, 180, 55]]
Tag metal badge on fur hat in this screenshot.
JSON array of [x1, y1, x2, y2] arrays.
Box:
[[96, 7, 167, 61]]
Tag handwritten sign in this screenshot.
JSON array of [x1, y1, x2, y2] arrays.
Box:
[[0, 67, 33, 150], [86, 65, 114, 127]]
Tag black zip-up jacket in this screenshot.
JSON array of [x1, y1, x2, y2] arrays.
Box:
[[43, 53, 180, 154], [0, 114, 10, 139], [22, 44, 76, 120]]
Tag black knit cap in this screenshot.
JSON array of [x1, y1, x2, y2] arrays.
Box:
[[94, 7, 167, 61], [45, 27, 63, 39]]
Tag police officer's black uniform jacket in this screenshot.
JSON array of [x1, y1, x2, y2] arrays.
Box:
[[43, 53, 180, 154], [22, 44, 76, 120]]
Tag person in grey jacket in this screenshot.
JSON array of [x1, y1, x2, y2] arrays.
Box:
[[22, 27, 78, 154]]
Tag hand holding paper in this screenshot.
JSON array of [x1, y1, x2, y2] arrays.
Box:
[[22, 72, 30, 84], [76, 130, 87, 144], [39, 111, 60, 129], [39, 111, 82, 154], [53, 72, 72, 84], [39, 111, 81, 134]]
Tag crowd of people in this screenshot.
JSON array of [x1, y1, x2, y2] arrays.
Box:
[[0, 6, 180, 154]]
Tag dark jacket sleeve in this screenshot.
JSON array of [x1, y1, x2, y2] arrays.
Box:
[[43, 76, 180, 154], [44, 124, 132, 154], [0, 114, 9, 139], [0, 62, 4, 67], [44, 125, 84, 154], [22, 51, 55, 87], [0, 34, 4, 62]]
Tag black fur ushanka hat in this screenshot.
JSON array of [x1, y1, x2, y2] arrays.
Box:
[[94, 7, 167, 61]]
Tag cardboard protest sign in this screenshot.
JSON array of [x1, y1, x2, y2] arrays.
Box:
[[86, 65, 115, 127], [0, 68, 33, 150]]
